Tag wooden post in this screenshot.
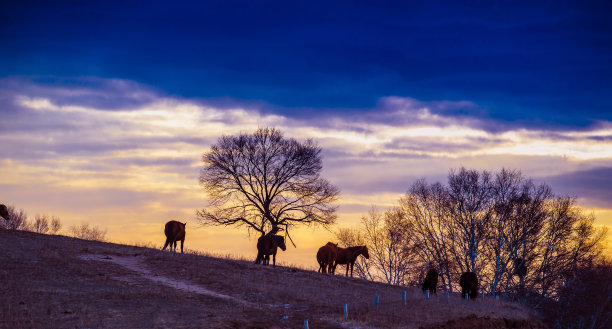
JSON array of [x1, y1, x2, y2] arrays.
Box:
[[402, 290, 406, 305], [374, 294, 379, 309], [425, 290, 429, 299], [343, 303, 348, 318]]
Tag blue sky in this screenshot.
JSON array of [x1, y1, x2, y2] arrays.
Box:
[[1, 1, 611, 264], [2, 1, 611, 125]]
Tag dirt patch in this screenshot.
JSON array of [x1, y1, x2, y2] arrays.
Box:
[[79, 254, 241, 303]]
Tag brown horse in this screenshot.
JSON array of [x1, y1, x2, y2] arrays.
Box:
[[459, 271, 479, 300], [334, 246, 369, 277], [316, 242, 338, 274], [162, 220, 186, 253], [255, 234, 286, 266], [422, 268, 438, 296], [0, 204, 9, 221]]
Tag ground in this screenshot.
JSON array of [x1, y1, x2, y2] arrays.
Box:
[[0, 230, 547, 328]]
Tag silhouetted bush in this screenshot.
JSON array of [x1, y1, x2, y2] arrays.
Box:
[[69, 223, 107, 241], [542, 260, 612, 329]]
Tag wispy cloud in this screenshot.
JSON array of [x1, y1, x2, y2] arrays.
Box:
[[1, 77, 611, 263]]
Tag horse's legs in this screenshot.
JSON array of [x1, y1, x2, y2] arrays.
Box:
[[272, 253, 276, 267], [345, 264, 349, 277], [180, 239, 184, 253], [349, 262, 354, 277]]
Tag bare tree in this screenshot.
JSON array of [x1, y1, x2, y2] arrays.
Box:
[[394, 167, 606, 300], [530, 196, 607, 299], [400, 179, 456, 292], [69, 223, 107, 241], [197, 128, 340, 240], [446, 167, 494, 277], [486, 169, 551, 295], [350, 208, 416, 285]]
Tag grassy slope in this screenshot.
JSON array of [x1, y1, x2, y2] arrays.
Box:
[[0, 230, 546, 329]]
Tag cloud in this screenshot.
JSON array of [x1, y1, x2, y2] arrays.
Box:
[[543, 167, 612, 208], [1, 76, 611, 232]]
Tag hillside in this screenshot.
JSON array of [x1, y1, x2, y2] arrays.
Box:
[[0, 230, 547, 328]]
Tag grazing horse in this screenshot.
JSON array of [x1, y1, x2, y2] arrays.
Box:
[[0, 204, 9, 221], [334, 246, 369, 277], [422, 268, 438, 296], [316, 242, 338, 274], [513, 258, 528, 286], [162, 220, 186, 253], [459, 272, 479, 300], [255, 234, 286, 266]]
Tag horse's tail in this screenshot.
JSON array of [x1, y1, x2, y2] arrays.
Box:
[[162, 237, 171, 251], [254, 251, 263, 264]]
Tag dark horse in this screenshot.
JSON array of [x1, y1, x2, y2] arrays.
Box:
[[334, 246, 369, 277], [316, 242, 338, 274], [162, 220, 186, 253], [422, 268, 438, 296], [0, 204, 9, 221], [255, 234, 286, 266], [513, 258, 528, 286], [459, 271, 479, 300]]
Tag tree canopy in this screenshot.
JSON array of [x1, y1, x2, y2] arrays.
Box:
[[197, 128, 340, 240]]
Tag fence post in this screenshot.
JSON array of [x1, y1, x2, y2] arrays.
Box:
[[402, 290, 406, 305], [425, 289, 429, 300], [304, 319, 309, 329], [343, 303, 348, 319], [374, 294, 379, 309]]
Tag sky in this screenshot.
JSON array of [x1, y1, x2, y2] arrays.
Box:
[[1, 1, 611, 267]]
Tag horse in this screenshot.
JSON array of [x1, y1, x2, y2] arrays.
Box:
[[334, 246, 369, 277], [255, 234, 286, 266], [513, 258, 528, 286], [422, 268, 438, 296], [162, 220, 186, 253], [316, 242, 338, 274], [0, 204, 9, 221], [459, 271, 479, 300]]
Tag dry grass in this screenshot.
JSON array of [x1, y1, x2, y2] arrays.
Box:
[[0, 230, 546, 328]]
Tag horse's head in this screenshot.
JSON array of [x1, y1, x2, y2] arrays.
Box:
[[361, 246, 370, 259], [276, 235, 287, 251], [0, 204, 9, 221]]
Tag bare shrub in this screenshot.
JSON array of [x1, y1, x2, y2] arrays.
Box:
[[33, 214, 50, 233], [49, 216, 62, 234], [69, 223, 107, 241], [0, 205, 29, 230], [542, 259, 612, 329]]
